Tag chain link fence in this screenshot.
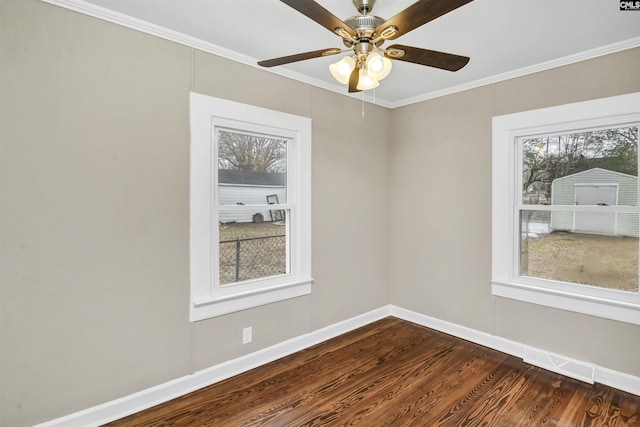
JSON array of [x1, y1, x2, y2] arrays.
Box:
[[219, 234, 286, 284]]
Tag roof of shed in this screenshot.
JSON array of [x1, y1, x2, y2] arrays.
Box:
[[553, 167, 637, 182], [219, 169, 285, 186]]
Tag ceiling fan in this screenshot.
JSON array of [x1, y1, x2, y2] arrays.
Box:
[[258, 0, 474, 93]]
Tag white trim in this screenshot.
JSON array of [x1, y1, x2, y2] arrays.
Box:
[[597, 366, 640, 395], [189, 92, 312, 321], [40, 0, 640, 109], [191, 279, 312, 321], [389, 37, 640, 108], [38, 0, 388, 107], [492, 92, 640, 324], [389, 306, 524, 358], [33, 307, 391, 427], [34, 305, 639, 427], [492, 281, 640, 326], [389, 306, 640, 396], [38, 0, 259, 66], [394, 304, 597, 384]]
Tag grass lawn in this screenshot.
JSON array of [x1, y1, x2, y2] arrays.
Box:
[[220, 223, 639, 292], [522, 232, 638, 291], [218, 221, 286, 284], [219, 221, 286, 241]]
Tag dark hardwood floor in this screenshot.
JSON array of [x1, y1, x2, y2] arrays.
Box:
[[105, 317, 640, 426]]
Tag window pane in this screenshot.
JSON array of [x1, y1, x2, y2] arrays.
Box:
[[219, 210, 288, 285], [217, 130, 287, 205], [520, 210, 638, 292], [521, 126, 638, 205]]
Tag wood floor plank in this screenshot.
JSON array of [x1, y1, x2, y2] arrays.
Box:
[[359, 344, 508, 425], [104, 317, 640, 427], [272, 340, 461, 425], [232, 321, 456, 426], [219, 320, 436, 425]]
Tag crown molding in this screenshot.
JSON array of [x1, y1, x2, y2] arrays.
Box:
[[39, 0, 392, 108], [40, 0, 640, 109], [389, 36, 640, 108]]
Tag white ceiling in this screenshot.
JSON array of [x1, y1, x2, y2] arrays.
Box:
[[46, 0, 640, 108]]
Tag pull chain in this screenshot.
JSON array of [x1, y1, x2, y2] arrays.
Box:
[[361, 87, 376, 119]]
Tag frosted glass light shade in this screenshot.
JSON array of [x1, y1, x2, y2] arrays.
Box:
[[366, 53, 392, 81], [356, 69, 379, 90], [329, 56, 355, 84]]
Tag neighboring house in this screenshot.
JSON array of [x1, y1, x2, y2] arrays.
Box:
[[218, 169, 286, 223], [550, 168, 638, 237]]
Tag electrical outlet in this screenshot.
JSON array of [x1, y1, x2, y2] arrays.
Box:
[[242, 326, 252, 344]]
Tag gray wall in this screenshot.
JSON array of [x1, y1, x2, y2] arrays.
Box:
[[1, 1, 638, 426], [389, 47, 640, 376], [0, 1, 389, 426]]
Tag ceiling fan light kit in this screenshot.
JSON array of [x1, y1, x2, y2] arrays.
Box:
[[329, 55, 356, 84], [356, 69, 380, 90], [329, 48, 392, 89], [366, 52, 392, 81], [258, 0, 474, 93]]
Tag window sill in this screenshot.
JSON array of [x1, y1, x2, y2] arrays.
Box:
[[190, 278, 313, 321], [492, 280, 640, 325]]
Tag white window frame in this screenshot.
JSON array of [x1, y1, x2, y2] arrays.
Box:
[[190, 92, 312, 321], [492, 92, 640, 325]]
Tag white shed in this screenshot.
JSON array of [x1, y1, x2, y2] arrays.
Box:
[[218, 170, 286, 223], [550, 168, 638, 237]]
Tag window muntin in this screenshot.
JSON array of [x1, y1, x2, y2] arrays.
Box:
[[517, 126, 639, 293], [190, 92, 312, 321], [491, 92, 640, 325], [215, 128, 290, 287]]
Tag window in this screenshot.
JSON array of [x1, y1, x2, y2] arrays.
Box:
[[190, 93, 312, 321], [492, 92, 640, 325]]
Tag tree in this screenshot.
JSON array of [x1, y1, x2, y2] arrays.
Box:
[[598, 127, 638, 176], [218, 131, 286, 172], [522, 126, 638, 202]]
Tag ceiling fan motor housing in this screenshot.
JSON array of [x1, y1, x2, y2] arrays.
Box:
[[343, 15, 386, 48], [353, 0, 376, 14]]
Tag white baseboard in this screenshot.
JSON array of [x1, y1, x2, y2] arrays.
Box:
[[389, 305, 640, 396], [389, 306, 525, 358], [34, 306, 392, 427], [35, 304, 638, 426]]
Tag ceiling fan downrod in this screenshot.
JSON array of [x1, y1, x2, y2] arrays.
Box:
[[353, 0, 376, 14]]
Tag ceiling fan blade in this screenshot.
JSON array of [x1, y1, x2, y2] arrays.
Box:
[[348, 68, 361, 93], [376, 0, 474, 40], [258, 48, 341, 67], [281, 0, 357, 39], [385, 44, 469, 71]]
